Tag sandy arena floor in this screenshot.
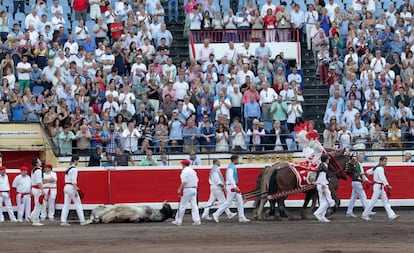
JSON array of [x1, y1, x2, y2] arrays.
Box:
[[1, 208, 413, 253]]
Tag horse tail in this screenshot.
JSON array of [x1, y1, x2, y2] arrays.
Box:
[[255, 168, 265, 192], [268, 169, 279, 196]]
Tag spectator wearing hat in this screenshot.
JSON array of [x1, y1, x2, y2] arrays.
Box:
[[12, 166, 31, 222], [0, 165, 18, 222], [172, 159, 200, 226], [313, 154, 335, 222]]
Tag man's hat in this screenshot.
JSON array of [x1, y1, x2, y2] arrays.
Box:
[[180, 159, 191, 166], [321, 154, 330, 162], [44, 163, 53, 169], [20, 166, 29, 171]]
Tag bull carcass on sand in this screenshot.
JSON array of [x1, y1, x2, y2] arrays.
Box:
[[86, 201, 174, 224]]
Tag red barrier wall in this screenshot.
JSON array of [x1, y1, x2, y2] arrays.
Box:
[[4, 165, 414, 207]]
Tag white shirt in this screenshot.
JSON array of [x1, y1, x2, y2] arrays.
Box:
[[31, 168, 43, 186], [325, 3, 339, 20], [305, 10, 318, 24], [173, 81, 189, 100], [261, 3, 276, 17], [316, 163, 329, 185], [259, 88, 278, 105], [64, 41, 79, 55], [119, 93, 136, 115], [12, 174, 31, 193], [209, 166, 224, 187], [370, 57, 386, 73], [0, 174, 11, 191], [101, 54, 115, 70], [43, 172, 57, 188], [180, 167, 199, 188], [366, 165, 389, 185], [17, 62, 31, 80], [183, 102, 196, 114], [287, 73, 302, 85], [121, 128, 141, 152], [25, 14, 40, 30], [102, 101, 120, 118], [65, 165, 78, 184], [290, 10, 305, 28], [213, 98, 231, 119]]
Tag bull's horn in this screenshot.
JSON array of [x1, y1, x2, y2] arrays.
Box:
[[162, 200, 168, 204]]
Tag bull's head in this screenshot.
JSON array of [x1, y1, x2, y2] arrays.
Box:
[[160, 200, 174, 220]]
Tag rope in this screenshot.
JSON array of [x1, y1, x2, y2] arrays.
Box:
[[267, 184, 316, 200]]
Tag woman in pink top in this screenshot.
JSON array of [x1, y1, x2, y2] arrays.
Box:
[[184, 0, 198, 37]]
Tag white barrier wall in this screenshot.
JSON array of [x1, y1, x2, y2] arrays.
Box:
[[190, 42, 301, 67]]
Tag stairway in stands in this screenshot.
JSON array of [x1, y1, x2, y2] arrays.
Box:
[[162, 0, 189, 64], [301, 44, 329, 132]]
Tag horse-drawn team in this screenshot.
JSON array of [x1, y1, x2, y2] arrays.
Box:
[[0, 121, 399, 225]]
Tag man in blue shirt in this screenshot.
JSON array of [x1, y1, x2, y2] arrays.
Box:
[[82, 36, 96, 53], [29, 64, 43, 90], [244, 93, 261, 130], [25, 96, 42, 122]]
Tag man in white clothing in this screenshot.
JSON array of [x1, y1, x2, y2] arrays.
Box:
[[173, 159, 201, 226], [121, 120, 141, 154], [346, 154, 374, 217], [202, 159, 236, 220], [30, 158, 44, 226], [0, 166, 18, 222], [41, 164, 58, 221], [313, 155, 335, 222], [213, 155, 250, 223], [12, 166, 31, 222], [61, 155, 87, 226], [361, 156, 399, 221]]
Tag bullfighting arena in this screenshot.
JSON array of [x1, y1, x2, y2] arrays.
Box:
[[1, 208, 413, 253]]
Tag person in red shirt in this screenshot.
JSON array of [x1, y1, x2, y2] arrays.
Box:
[[263, 8, 276, 42], [110, 17, 124, 42], [73, 0, 89, 21]]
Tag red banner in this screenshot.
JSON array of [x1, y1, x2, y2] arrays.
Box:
[[4, 165, 414, 207]]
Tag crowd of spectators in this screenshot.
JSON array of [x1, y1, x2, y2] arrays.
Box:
[[318, 0, 414, 150], [0, 0, 412, 158]]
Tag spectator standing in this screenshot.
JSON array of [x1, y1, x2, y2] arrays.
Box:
[[59, 125, 76, 155], [73, 0, 89, 21]]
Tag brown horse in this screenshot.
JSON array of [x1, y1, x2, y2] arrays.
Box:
[[253, 151, 353, 220]]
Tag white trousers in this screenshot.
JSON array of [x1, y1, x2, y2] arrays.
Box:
[[362, 183, 396, 218], [202, 185, 232, 217], [16, 193, 31, 221], [314, 184, 335, 218], [306, 24, 316, 50], [176, 188, 200, 224], [214, 186, 246, 219], [31, 188, 43, 223], [0, 192, 16, 221], [61, 185, 85, 223], [346, 181, 368, 214], [41, 188, 57, 219]]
